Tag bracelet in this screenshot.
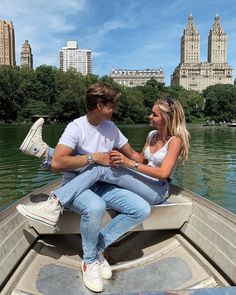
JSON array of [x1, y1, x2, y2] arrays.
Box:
[[133, 161, 139, 171]]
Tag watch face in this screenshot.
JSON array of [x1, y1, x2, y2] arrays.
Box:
[[87, 154, 94, 163]]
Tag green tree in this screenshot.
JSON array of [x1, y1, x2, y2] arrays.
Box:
[[34, 65, 57, 104], [0, 66, 22, 122], [203, 84, 236, 121], [116, 88, 147, 123], [53, 89, 85, 122]]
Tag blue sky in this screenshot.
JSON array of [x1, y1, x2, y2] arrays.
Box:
[[1, 0, 236, 85]]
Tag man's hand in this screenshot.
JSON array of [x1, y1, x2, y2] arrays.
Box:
[[93, 152, 112, 166]]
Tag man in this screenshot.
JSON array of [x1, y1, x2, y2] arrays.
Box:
[[17, 83, 150, 292]]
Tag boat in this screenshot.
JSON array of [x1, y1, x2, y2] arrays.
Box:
[[227, 123, 236, 127], [0, 179, 236, 295]]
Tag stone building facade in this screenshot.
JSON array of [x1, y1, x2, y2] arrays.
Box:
[[0, 19, 15, 66], [171, 15, 233, 92], [110, 68, 164, 87], [20, 40, 33, 69]]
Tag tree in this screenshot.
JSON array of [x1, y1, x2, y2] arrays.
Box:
[[53, 89, 85, 122], [0, 66, 22, 122], [203, 84, 236, 121]]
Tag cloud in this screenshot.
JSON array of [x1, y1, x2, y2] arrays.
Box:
[[0, 0, 87, 66]]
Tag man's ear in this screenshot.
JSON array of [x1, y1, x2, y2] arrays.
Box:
[[97, 102, 103, 110]]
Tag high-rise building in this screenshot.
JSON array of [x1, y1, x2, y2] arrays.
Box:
[[208, 14, 227, 64], [20, 40, 33, 69], [59, 41, 92, 75], [0, 19, 16, 66], [171, 15, 233, 92], [180, 15, 200, 64], [110, 68, 164, 87]]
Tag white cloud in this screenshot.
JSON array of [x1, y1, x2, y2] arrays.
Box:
[[0, 0, 88, 67]]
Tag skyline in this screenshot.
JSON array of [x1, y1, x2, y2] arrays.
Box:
[[1, 0, 236, 85]]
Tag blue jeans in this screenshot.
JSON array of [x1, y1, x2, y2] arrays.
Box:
[[54, 165, 170, 206], [42, 148, 151, 264], [66, 182, 150, 264], [52, 165, 169, 264]]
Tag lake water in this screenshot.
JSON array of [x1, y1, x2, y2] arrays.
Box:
[[0, 123, 235, 213]]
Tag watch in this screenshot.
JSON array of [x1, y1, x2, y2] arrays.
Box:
[[133, 161, 139, 171], [87, 154, 94, 164]]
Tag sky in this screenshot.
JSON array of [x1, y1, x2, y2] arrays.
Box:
[[1, 0, 236, 85]]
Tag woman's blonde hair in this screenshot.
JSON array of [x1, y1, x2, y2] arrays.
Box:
[[154, 98, 190, 162]]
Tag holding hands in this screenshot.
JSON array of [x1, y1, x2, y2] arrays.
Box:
[[109, 150, 131, 167]]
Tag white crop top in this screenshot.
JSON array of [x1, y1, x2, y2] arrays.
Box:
[[144, 130, 175, 167]]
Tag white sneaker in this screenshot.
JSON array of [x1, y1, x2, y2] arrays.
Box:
[[20, 118, 48, 158], [81, 260, 103, 292], [16, 195, 61, 227], [97, 250, 112, 279]]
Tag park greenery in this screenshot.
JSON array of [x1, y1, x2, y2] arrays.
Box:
[[0, 65, 235, 124]]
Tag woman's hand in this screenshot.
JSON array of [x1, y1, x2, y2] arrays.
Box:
[[109, 150, 132, 167]]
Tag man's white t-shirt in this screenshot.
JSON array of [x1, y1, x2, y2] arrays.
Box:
[[58, 115, 128, 184]]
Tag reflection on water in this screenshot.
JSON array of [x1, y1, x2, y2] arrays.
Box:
[[0, 123, 236, 213]]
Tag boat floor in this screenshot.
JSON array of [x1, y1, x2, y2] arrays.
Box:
[[6, 230, 229, 295]]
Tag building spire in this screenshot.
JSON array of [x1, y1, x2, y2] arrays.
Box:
[[20, 40, 33, 69], [210, 13, 224, 34]]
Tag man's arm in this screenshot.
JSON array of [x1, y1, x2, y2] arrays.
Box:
[[51, 144, 111, 172], [118, 143, 143, 162], [51, 144, 88, 172]]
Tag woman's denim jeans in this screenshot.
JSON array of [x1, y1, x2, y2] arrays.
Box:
[[54, 165, 170, 206]]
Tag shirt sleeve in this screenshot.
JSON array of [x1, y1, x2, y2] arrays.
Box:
[[112, 123, 128, 149], [58, 122, 81, 150]]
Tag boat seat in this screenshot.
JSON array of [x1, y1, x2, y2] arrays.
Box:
[[27, 193, 193, 235]]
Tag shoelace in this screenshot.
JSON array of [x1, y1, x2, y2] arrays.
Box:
[[87, 261, 100, 279], [27, 197, 61, 212]]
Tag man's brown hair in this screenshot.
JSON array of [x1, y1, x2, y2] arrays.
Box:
[[85, 83, 121, 111]]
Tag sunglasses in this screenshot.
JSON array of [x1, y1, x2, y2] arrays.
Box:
[[166, 98, 175, 109]]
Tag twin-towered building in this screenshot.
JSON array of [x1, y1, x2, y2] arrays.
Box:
[[171, 15, 233, 92]]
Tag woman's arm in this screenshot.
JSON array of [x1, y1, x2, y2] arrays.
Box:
[[118, 143, 144, 163], [110, 137, 182, 180]]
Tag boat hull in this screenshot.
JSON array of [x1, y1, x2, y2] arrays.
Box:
[[0, 179, 235, 294]]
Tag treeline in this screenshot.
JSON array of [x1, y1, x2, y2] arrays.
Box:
[[0, 65, 235, 123]]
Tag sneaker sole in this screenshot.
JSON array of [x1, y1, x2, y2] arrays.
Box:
[[100, 269, 112, 280], [19, 118, 44, 152], [16, 204, 57, 227]]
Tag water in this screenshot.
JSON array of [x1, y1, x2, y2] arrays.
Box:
[[0, 123, 235, 214]]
